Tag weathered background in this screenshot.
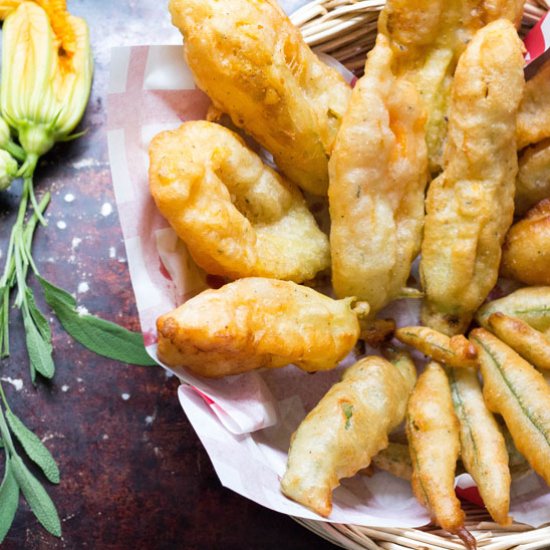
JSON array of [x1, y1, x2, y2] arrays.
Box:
[[0, 0, 335, 548]]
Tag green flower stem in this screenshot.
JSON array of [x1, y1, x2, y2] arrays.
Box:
[[0, 188, 50, 356]]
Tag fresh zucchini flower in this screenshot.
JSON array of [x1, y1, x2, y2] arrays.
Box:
[[0, 1, 93, 171], [0, 149, 19, 191]]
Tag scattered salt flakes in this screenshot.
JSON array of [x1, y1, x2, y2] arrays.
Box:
[[76, 305, 89, 316], [145, 415, 154, 425], [57, 220, 67, 230], [164, 370, 174, 379], [64, 193, 75, 203], [71, 237, 82, 249], [1, 377, 23, 391], [102, 434, 109, 440], [121, 393, 130, 401], [41, 432, 65, 443], [100, 202, 113, 217], [73, 157, 98, 170], [76, 377, 83, 383], [61, 385, 69, 392], [108, 246, 116, 258], [77, 281, 89, 293]]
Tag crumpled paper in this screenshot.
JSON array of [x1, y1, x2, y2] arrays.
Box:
[[106, 22, 550, 527]]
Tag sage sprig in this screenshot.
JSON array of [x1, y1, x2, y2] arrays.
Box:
[[0, 1, 157, 542], [0, 383, 61, 541]]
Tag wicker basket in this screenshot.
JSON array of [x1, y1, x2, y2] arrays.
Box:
[[291, 0, 549, 72], [290, 2, 550, 549]]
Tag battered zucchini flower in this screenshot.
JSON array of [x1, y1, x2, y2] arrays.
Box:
[[0, 1, 93, 169], [0, 149, 19, 191]]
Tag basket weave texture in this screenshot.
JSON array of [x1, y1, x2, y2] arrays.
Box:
[[291, 2, 550, 549]]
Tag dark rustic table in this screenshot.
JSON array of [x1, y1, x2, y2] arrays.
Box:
[[0, 1, 337, 548]]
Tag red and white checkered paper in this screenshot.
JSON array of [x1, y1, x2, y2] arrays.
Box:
[[106, 20, 550, 527]]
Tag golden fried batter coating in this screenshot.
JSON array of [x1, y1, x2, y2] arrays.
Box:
[[395, 326, 478, 368], [471, 329, 550, 486], [371, 442, 413, 481], [516, 139, 550, 216], [328, 34, 428, 314], [486, 312, 550, 371], [517, 58, 550, 150], [379, 0, 524, 172], [420, 20, 525, 335], [149, 121, 330, 282], [501, 199, 550, 286], [156, 278, 364, 378], [476, 286, 550, 334], [281, 353, 416, 517], [448, 367, 511, 526], [407, 362, 475, 547], [169, 0, 351, 196]]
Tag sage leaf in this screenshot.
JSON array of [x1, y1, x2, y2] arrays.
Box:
[[23, 311, 55, 379], [38, 276, 156, 366], [25, 288, 52, 342], [6, 410, 60, 484], [0, 458, 19, 543], [11, 455, 61, 537]]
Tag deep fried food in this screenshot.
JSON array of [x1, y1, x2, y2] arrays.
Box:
[[406, 362, 475, 548], [501, 198, 550, 286], [371, 442, 413, 481], [149, 121, 330, 282], [516, 139, 550, 216], [169, 0, 351, 195], [486, 312, 550, 370], [328, 34, 428, 314], [476, 286, 550, 334], [420, 20, 525, 335], [395, 326, 478, 368], [379, 0, 524, 172], [448, 367, 511, 526], [281, 352, 416, 517], [517, 58, 550, 150], [156, 278, 365, 378], [471, 329, 550, 486]]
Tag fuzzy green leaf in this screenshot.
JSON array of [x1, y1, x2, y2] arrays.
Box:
[[38, 276, 156, 366], [23, 312, 55, 379], [25, 288, 51, 342], [0, 458, 19, 543], [6, 410, 60, 484], [11, 455, 61, 537]]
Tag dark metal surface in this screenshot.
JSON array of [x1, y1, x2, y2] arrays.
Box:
[[0, 1, 337, 548]]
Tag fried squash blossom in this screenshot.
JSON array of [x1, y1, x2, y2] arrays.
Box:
[[168, 0, 351, 196], [156, 278, 364, 378], [420, 19, 525, 335], [149, 121, 330, 283]]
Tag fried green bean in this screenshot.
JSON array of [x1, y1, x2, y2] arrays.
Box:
[[487, 312, 550, 371], [395, 326, 478, 368], [476, 287, 550, 334], [448, 367, 511, 526], [407, 362, 475, 548], [471, 328, 550, 486]]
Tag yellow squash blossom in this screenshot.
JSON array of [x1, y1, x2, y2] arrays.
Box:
[[0, 1, 93, 167]]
